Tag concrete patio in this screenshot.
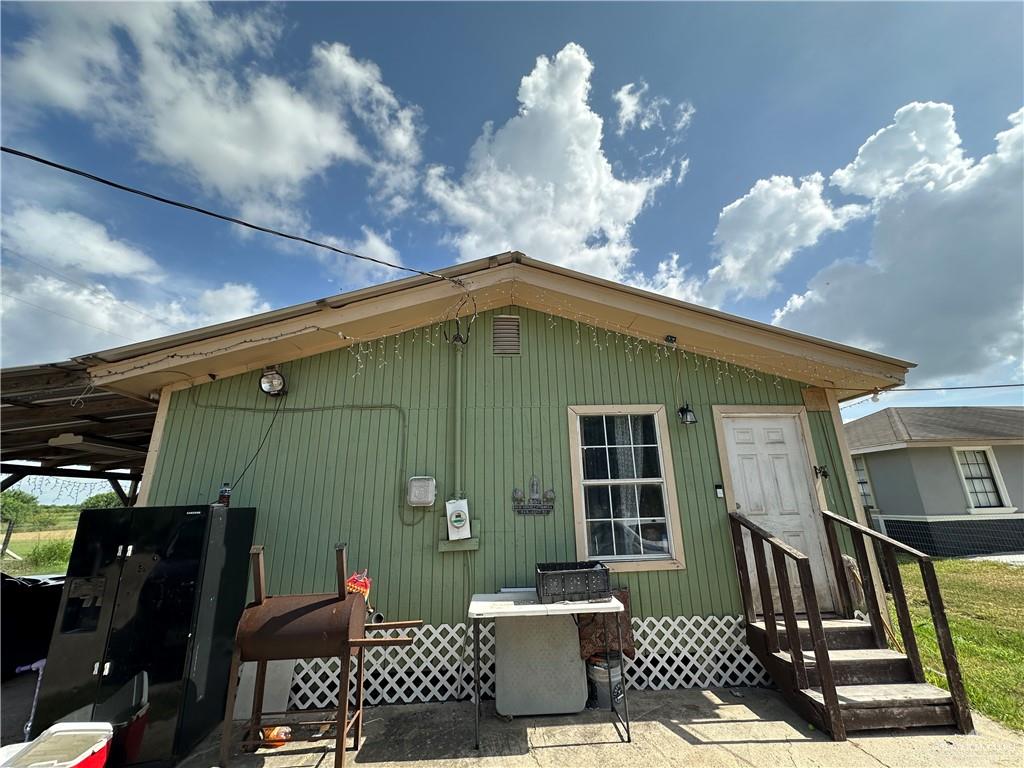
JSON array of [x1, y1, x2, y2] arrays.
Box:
[[4, 674, 1021, 767], [190, 688, 1023, 768]]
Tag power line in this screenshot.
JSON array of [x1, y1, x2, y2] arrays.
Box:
[[1, 146, 467, 292], [841, 382, 1024, 410], [0, 291, 138, 343]]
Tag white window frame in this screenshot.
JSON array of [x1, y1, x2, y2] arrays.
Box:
[[852, 455, 878, 513], [567, 404, 685, 572], [951, 446, 1017, 514]]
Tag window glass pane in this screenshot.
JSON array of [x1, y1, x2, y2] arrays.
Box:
[[608, 447, 636, 479], [584, 486, 612, 519], [631, 414, 657, 445], [606, 415, 632, 445], [588, 521, 615, 556], [613, 520, 643, 556], [637, 484, 666, 517], [581, 416, 606, 447], [611, 485, 639, 518], [583, 448, 609, 480], [638, 521, 670, 555], [634, 447, 662, 478], [957, 450, 1003, 507]]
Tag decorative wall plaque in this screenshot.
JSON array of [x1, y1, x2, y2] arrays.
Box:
[[513, 474, 555, 515]]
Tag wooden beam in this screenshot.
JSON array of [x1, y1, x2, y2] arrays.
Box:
[[0, 397, 156, 428], [48, 433, 148, 458], [108, 478, 130, 506], [1, 473, 26, 492], [0, 463, 141, 482]]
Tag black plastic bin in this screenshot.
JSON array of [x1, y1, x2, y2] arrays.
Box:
[[536, 561, 610, 603]]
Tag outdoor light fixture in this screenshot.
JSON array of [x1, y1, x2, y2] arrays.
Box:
[[677, 404, 698, 425], [259, 366, 287, 397]]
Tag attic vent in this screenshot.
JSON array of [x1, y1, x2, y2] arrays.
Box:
[[492, 315, 521, 355]]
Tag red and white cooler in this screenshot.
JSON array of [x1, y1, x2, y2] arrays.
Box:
[[0, 723, 113, 768]]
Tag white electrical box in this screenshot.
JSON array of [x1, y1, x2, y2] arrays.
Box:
[[407, 476, 436, 506], [445, 498, 471, 540]]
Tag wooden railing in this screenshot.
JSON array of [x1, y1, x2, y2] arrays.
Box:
[[820, 510, 973, 734], [728, 511, 846, 740]]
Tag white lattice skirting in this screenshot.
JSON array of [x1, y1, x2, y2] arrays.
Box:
[[288, 615, 767, 710]]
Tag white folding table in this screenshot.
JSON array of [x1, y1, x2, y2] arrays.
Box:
[[467, 592, 631, 748]]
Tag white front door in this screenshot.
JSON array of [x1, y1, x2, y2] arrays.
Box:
[[720, 413, 835, 613]]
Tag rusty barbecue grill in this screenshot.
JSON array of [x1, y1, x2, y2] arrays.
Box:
[[220, 544, 422, 767]]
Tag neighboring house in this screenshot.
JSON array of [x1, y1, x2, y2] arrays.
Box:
[[846, 406, 1024, 556], [3, 253, 912, 710]]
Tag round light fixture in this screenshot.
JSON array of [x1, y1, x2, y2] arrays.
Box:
[[259, 367, 287, 397]]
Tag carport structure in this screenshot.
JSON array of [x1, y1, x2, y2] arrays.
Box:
[[0, 361, 155, 501]]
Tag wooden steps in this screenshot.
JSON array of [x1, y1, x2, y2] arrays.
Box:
[[770, 647, 912, 686], [729, 510, 973, 741], [750, 617, 874, 650], [801, 683, 956, 731]]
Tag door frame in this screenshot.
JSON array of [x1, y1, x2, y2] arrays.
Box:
[[712, 404, 840, 612]]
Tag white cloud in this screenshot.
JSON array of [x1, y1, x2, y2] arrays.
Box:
[[626, 253, 703, 304], [612, 81, 694, 141], [0, 272, 270, 367], [675, 157, 691, 186], [0, 204, 271, 366], [774, 107, 1024, 384], [702, 173, 867, 304], [3, 3, 423, 223], [830, 102, 971, 200], [318, 226, 404, 289], [2, 205, 162, 282], [425, 43, 670, 283]]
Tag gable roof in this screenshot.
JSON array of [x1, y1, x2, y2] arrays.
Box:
[[846, 406, 1024, 453], [58, 252, 912, 399]]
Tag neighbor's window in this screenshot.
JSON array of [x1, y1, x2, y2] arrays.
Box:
[[955, 448, 1005, 509], [577, 411, 672, 560], [853, 456, 876, 511]]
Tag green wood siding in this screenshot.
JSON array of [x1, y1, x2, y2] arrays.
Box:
[[147, 307, 858, 625]]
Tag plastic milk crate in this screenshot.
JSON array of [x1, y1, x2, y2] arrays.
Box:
[[535, 561, 611, 603]]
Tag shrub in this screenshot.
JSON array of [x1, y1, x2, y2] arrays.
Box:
[[26, 539, 73, 568]]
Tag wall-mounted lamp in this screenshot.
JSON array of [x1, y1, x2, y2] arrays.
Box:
[[259, 366, 287, 397], [677, 403, 698, 425]]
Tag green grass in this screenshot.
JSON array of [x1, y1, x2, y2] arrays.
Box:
[[2, 528, 75, 577], [889, 558, 1023, 731]]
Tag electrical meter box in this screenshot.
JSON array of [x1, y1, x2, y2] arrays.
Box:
[[445, 498, 471, 540], [407, 476, 436, 506]]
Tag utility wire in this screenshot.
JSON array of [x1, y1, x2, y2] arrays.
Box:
[[2, 146, 467, 291], [3, 250, 174, 329], [841, 382, 1024, 410], [0, 291, 138, 343]]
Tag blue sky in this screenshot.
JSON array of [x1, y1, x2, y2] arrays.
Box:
[[2, 1, 1022, 438]]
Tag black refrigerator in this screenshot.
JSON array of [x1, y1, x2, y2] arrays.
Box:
[[31, 505, 256, 766]]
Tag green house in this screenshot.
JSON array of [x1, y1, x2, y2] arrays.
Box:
[[77, 252, 912, 708]]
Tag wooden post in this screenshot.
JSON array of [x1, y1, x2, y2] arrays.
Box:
[[0, 519, 15, 559], [1, 473, 25, 492], [920, 560, 973, 733], [336, 650, 351, 768], [822, 515, 853, 618], [798, 559, 846, 741], [851, 533, 887, 648], [772, 549, 807, 689], [883, 545, 924, 682], [250, 546, 266, 604], [729, 518, 756, 626], [751, 535, 778, 652], [354, 648, 365, 747], [336, 543, 348, 599], [108, 478, 130, 506]]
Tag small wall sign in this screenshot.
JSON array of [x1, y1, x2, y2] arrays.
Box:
[[513, 475, 555, 515]]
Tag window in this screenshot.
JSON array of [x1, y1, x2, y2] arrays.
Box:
[[568, 405, 684, 571], [954, 448, 1006, 509], [853, 456, 876, 511]]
